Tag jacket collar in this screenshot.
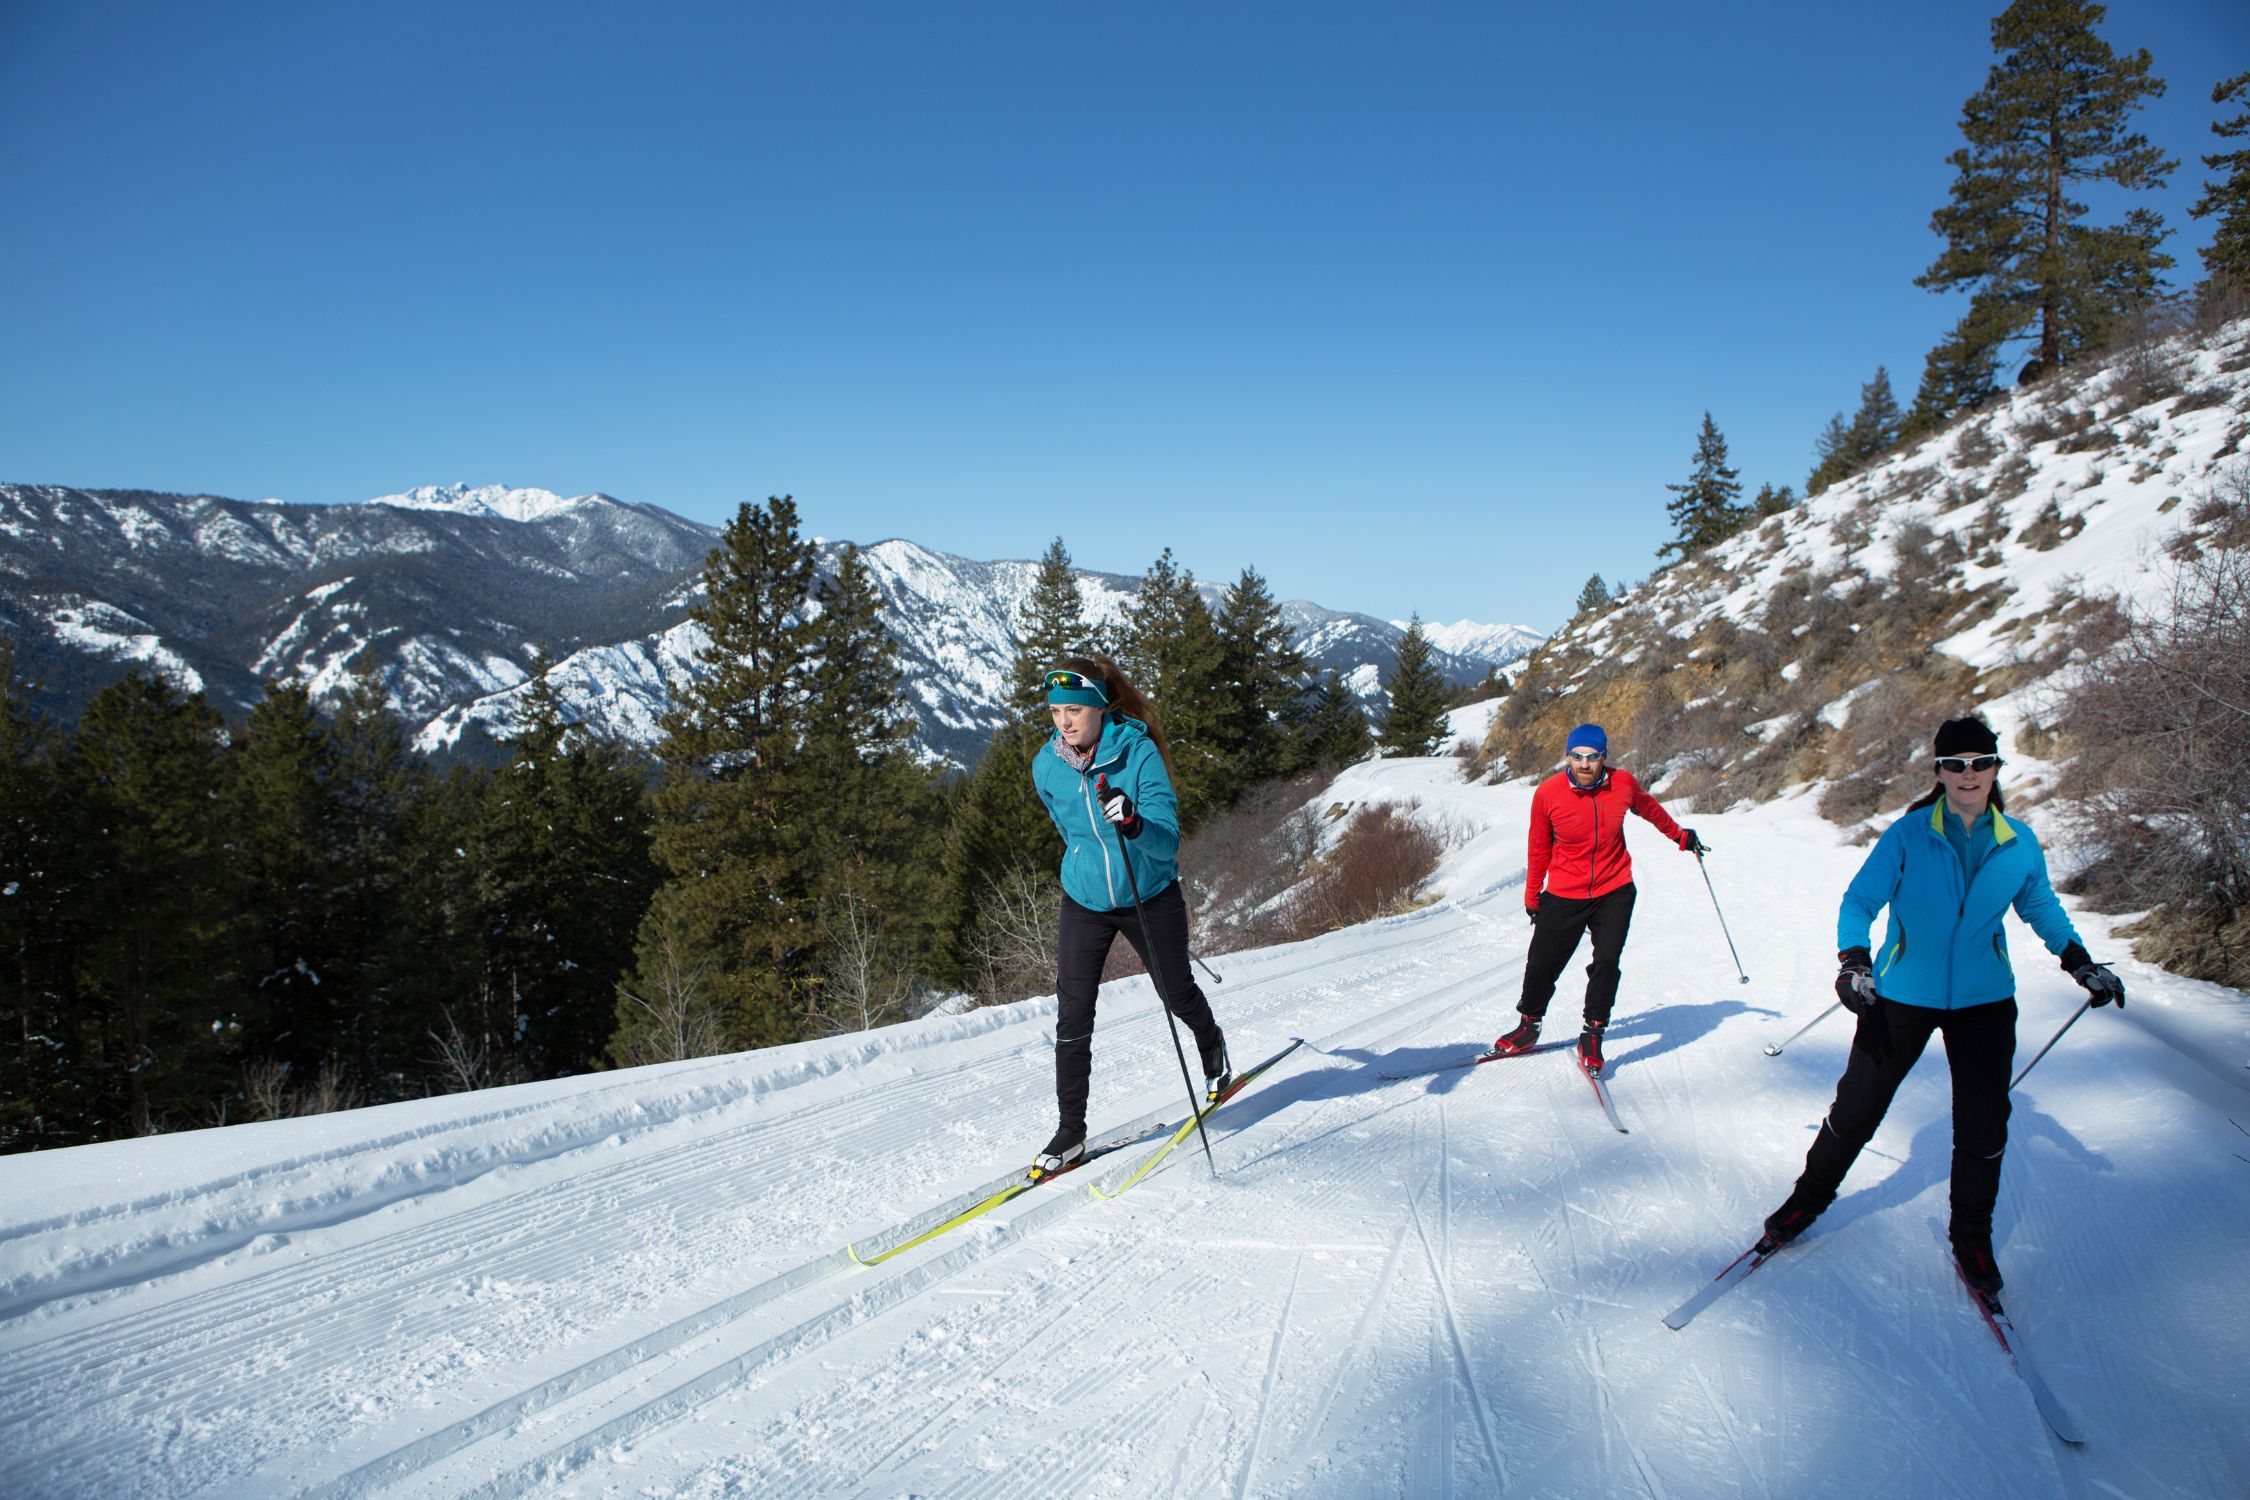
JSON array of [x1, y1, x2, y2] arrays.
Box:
[[1925, 800, 2017, 846]]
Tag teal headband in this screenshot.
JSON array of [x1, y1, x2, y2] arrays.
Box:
[[1044, 667, 1110, 707]]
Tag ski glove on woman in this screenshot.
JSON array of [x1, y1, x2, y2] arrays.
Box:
[[1097, 779, 1141, 838], [2059, 941, 2126, 1007]]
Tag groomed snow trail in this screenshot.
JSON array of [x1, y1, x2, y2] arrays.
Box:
[[2, 750, 2246, 1499]]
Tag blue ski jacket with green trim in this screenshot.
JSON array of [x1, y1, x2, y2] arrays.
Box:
[[1838, 800, 2081, 1010], [1031, 715, 1181, 912]]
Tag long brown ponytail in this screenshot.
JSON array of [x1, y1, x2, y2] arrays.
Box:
[[1054, 653, 1176, 778]]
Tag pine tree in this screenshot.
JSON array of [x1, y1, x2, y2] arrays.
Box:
[[61, 670, 237, 1136], [1916, 0, 2176, 385], [1906, 298, 2013, 437], [1809, 369, 1904, 492], [478, 663, 656, 1077], [1007, 538, 1092, 711], [230, 679, 350, 1084], [1287, 669, 1373, 771], [1376, 616, 1451, 758], [0, 641, 79, 1147], [1660, 413, 1746, 560], [1214, 566, 1307, 797], [1574, 575, 1611, 617], [1120, 548, 1228, 827], [801, 544, 943, 1027], [2190, 71, 2250, 292], [627, 497, 823, 1055], [1808, 412, 1854, 495]]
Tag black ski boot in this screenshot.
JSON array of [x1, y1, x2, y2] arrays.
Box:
[[1576, 1020, 1607, 1075], [1031, 1124, 1086, 1181], [1200, 1031, 1232, 1106], [1759, 1184, 1833, 1252], [1492, 1014, 1542, 1056], [1953, 1233, 2004, 1297]]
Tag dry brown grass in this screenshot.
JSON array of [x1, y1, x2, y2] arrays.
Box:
[[1279, 802, 1444, 937]]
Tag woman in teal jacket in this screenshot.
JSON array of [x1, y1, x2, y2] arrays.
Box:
[[1759, 717, 2125, 1294], [1028, 656, 1228, 1179]]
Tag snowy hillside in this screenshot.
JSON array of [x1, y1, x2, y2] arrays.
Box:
[[1484, 317, 2250, 826], [1398, 616, 1547, 666], [2, 723, 2241, 1497]]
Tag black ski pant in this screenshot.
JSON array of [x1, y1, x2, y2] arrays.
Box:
[[1053, 880, 1221, 1134], [1787, 997, 2017, 1243], [1517, 883, 1637, 1028]]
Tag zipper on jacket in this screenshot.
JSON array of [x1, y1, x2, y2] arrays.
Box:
[[1079, 771, 1118, 907]]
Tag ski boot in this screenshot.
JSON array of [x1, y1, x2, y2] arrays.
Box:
[[1953, 1233, 2004, 1297], [1030, 1124, 1086, 1182], [1491, 1014, 1542, 1056], [1200, 1032, 1232, 1107], [1576, 1020, 1607, 1076], [1758, 1183, 1833, 1253]]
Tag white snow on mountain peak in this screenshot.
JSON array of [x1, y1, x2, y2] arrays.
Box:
[[364, 483, 595, 523], [1394, 617, 1548, 665]]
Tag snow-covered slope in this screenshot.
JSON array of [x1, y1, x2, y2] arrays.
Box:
[[1398, 615, 1547, 666], [1, 737, 2240, 1497], [363, 483, 603, 523]]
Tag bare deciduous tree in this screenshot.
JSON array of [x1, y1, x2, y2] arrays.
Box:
[[804, 889, 916, 1036], [964, 866, 1059, 1007], [611, 933, 726, 1069]]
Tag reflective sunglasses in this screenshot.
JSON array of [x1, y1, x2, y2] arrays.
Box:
[[1044, 669, 1094, 692], [1935, 754, 2002, 774], [1566, 750, 1605, 764]]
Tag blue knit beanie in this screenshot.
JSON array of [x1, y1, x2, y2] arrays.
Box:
[[1566, 723, 1608, 757]]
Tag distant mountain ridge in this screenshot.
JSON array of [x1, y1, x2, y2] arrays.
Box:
[[0, 482, 1542, 766]]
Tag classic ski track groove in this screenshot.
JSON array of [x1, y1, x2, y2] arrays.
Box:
[[0, 909, 1509, 1498]]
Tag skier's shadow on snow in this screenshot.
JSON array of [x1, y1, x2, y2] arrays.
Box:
[[1600, 999, 1769, 1076]]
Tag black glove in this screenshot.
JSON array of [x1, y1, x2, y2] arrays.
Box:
[[1097, 779, 1141, 839], [1680, 829, 1709, 855], [1834, 947, 1879, 1018], [1526, 894, 1539, 926], [2059, 941, 2125, 1008]]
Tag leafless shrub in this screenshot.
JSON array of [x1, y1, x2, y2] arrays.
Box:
[[237, 1058, 364, 1121], [611, 933, 726, 1068], [428, 1006, 505, 1093], [2017, 498, 2085, 551], [1280, 802, 1443, 936], [963, 865, 1062, 1007], [1988, 454, 2038, 503], [1816, 667, 1981, 827], [2056, 522, 2250, 988], [804, 888, 917, 1036], [1951, 423, 2001, 470]]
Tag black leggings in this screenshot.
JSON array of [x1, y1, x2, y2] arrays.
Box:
[[1789, 997, 2017, 1241], [1053, 880, 1220, 1133], [1518, 883, 1637, 1027]]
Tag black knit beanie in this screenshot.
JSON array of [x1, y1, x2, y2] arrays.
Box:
[[1933, 717, 1999, 758]]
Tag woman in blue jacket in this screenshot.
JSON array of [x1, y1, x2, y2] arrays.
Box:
[[1029, 656, 1228, 1179], [1760, 717, 2125, 1293]]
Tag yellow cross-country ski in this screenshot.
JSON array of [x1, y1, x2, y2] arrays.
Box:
[[845, 1121, 1166, 1267], [1088, 1037, 1306, 1201]]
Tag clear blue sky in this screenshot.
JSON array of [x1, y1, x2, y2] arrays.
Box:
[[4, 2, 2244, 630]]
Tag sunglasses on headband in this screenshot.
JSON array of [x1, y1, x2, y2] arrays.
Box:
[[1935, 754, 2002, 773], [1044, 669, 1095, 692]]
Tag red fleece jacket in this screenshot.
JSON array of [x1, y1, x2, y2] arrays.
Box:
[[1526, 767, 1686, 908]]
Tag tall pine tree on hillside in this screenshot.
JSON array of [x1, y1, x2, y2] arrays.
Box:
[[1809, 368, 1903, 493], [627, 497, 823, 1054], [1905, 297, 2013, 437], [1915, 0, 2175, 406], [1287, 669, 1372, 770], [0, 642, 78, 1148], [801, 544, 945, 1026], [1214, 566, 1307, 797], [2190, 71, 2250, 293], [1659, 413, 1746, 561], [62, 671, 237, 1136], [1007, 538, 1092, 710], [1574, 574, 1611, 617], [1119, 547, 1228, 827], [1377, 616, 1451, 758]]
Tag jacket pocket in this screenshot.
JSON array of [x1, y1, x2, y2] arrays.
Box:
[[1880, 926, 1906, 976]]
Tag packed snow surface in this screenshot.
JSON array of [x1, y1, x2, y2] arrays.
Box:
[[1, 742, 2244, 1497]]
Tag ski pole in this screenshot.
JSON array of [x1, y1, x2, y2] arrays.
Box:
[[1694, 850, 1749, 984], [1763, 1000, 1842, 1057], [2009, 998, 2091, 1092], [1194, 954, 1224, 985], [1098, 775, 1220, 1179]]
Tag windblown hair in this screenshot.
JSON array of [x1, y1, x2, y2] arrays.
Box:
[[1053, 654, 1175, 777]]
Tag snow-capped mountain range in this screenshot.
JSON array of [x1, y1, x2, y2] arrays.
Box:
[[0, 480, 1542, 766]]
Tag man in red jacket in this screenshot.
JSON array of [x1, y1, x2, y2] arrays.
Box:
[[1493, 722, 1702, 1074]]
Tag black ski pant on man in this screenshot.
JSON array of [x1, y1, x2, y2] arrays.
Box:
[[1784, 997, 2016, 1244], [1519, 883, 1636, 1028], [1053, 881, 1220, 1134]]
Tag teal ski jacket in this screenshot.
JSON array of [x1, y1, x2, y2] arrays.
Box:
[[1838, 800, 2081, 1011], [1031, 715, 1181, 912]]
